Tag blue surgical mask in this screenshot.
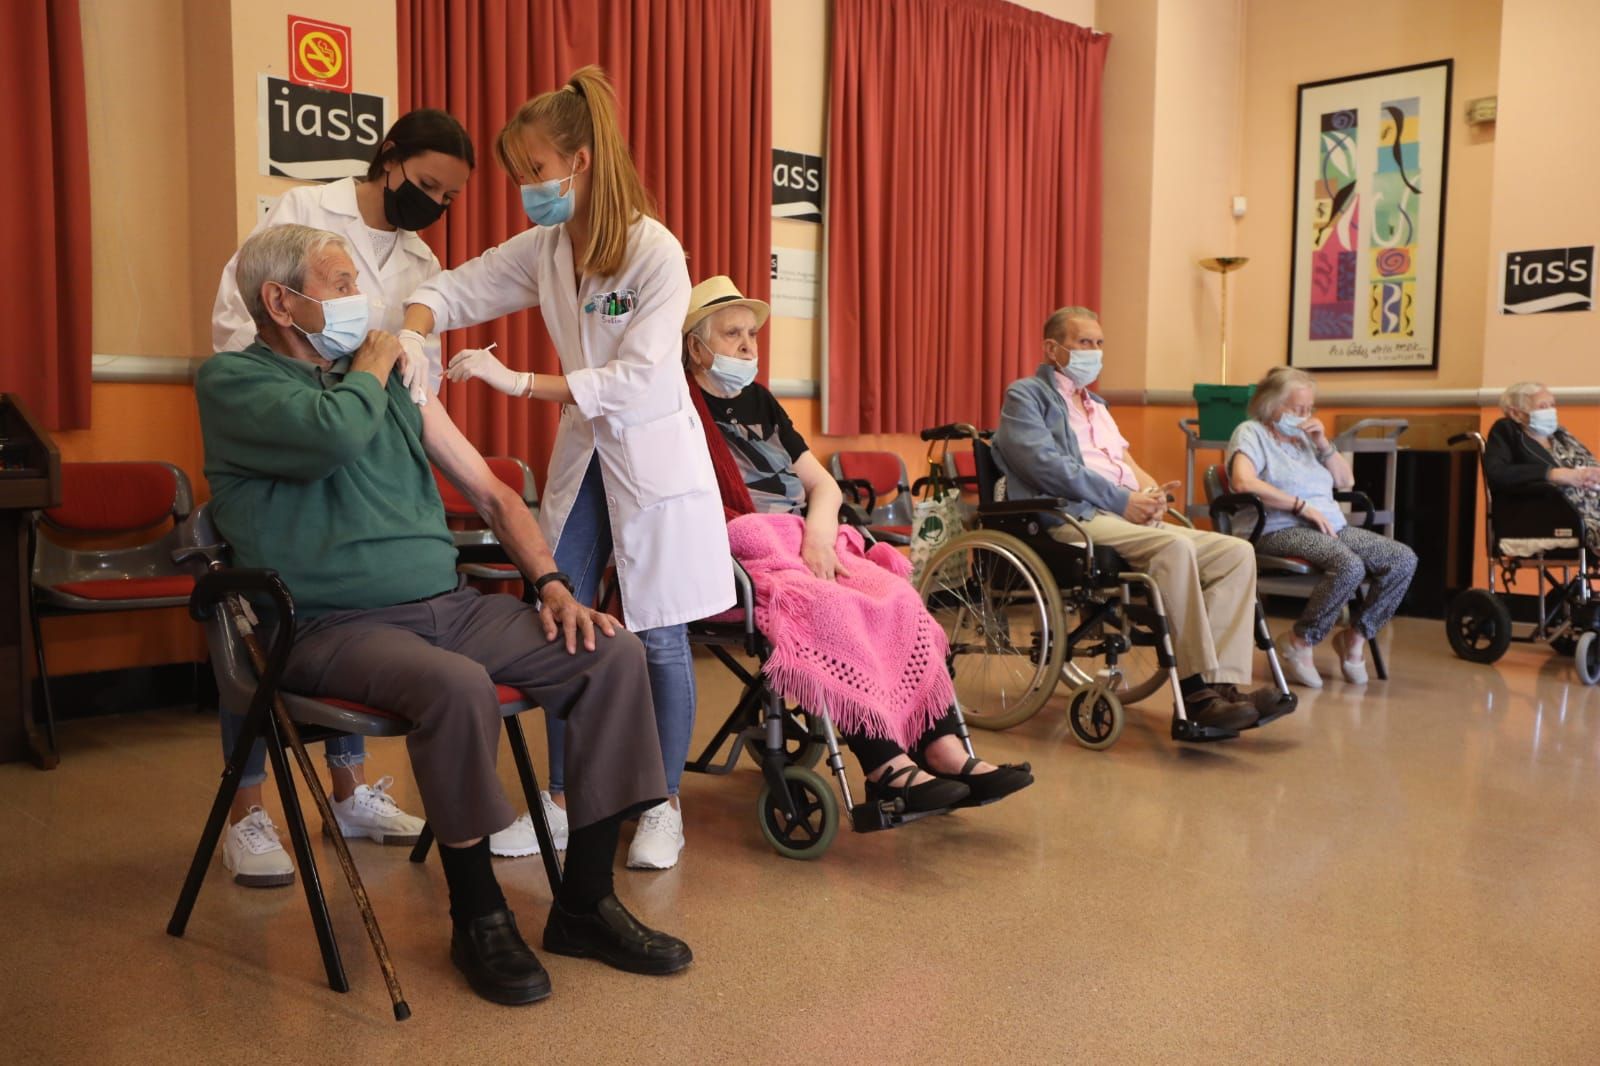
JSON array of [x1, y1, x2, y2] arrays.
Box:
[[1529, 407, 1559, 436], [1276, 412, 1306, 435], [286, 287, 369, 359], [707, 353, 759, 393], [1053, 348, 1103, 388], [520, 168, 576, 227]]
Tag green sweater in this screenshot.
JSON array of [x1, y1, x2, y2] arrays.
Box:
[[196, 342, 459, 618]]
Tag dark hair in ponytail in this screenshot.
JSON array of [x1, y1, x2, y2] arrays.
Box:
[[366, 108, 475, 180]]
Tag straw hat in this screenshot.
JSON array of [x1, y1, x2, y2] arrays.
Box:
[[682, 275, 771, 335]]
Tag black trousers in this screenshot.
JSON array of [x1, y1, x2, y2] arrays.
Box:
[[838, 707, 962, 773]]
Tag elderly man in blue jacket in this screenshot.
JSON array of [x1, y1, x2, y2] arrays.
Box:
[[994, 306, 1271, 737]]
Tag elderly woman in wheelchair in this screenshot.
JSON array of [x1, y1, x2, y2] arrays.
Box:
[[1443, 382, 1600, 680], [1225, 367, 1417, 687], [680, 278, 1032, 854]]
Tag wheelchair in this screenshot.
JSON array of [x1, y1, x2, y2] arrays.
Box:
[[912, 425, 1297, 748], [1444, 431, 1600, 682], [684, 523, 984, 861]]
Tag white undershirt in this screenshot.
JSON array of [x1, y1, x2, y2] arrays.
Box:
[[365, 225, 400, 268]]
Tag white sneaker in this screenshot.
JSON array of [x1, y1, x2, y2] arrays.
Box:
[[1332, 629, 1370, 684], [1275, 633, 1324, 689], [489, 813, 540, 858], [222, 806, 295, 888], [541, 791, 569, 851], [328, 776, 425, 845], [626, 800, 684, 870]]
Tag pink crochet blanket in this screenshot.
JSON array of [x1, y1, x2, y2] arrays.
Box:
[[726, 512, 954, 748]]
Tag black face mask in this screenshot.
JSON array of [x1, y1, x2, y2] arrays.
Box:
[[382, 166, 449, 231]]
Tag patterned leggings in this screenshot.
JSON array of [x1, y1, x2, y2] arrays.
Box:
[[1255, 525, 1418, 644]]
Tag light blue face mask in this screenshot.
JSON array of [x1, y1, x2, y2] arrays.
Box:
[[520, 167, 577, 227], [706, 352, 759, 393], [1528, 407, 1559, 436], [1052, 346, 1103, 388], [286, 287, 369, 359], [1275, 412, 1306, 435]]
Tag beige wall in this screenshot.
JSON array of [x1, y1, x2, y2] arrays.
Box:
[[1231, 0, 1502, 391], [1479, 0, 1600, 389]]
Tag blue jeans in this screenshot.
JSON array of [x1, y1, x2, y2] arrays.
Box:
[[220, 707, 365, 789], [546, 455, 696, 797]]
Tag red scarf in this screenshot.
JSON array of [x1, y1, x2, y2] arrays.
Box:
[[687, 367, 757, 520]]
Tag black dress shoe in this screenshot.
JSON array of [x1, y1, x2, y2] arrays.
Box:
[[543, 895, 693, 976], [922, 756, 1034, 808], [864, 763, 971, 813], [450, 908, 552, 1006]]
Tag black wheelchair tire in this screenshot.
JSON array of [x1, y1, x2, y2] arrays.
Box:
[[1445, 589, 1512, 664]]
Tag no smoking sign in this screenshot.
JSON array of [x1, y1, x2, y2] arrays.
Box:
[[288, 15, 352, 93]]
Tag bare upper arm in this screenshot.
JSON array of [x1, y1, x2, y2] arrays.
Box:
[[420, 400, 511, 517]]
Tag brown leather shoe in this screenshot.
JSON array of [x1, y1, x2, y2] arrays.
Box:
[[1182, 686, 1259, 732], [1215, 683, 1297, 728]]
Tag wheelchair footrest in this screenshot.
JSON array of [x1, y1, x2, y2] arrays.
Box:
[[1170, 717, 1241, 743], [849, 798, 956, 833], [1245, 690, 1298, 729]]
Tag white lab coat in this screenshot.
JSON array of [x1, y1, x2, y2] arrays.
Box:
[[211, 177, 444, 389], [409, 216, 734, 631]]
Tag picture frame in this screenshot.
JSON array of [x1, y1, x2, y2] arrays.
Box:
[[1287, 59, 1453, 371]]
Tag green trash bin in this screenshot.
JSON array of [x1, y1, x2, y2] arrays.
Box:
[[1192, 383, 1255, 441]]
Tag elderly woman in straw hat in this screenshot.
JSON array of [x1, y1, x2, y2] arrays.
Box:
[[682, 276, 1033, 816], [1225, 366, 1416, 688]]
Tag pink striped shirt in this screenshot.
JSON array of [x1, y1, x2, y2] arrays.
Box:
[[1054, 373, 1139, 493]]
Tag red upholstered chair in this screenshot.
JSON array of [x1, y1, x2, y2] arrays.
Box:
[[432, 456, 539, 589], [168, 504, 561, 1017], [829, 450, 913, 545], [29, 461, 197, 753]]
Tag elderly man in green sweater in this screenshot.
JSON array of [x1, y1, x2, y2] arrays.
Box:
[[196, 223, 689, 1007]]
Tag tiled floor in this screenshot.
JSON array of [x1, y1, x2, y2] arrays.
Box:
[[3, 616, 1599, 1063]]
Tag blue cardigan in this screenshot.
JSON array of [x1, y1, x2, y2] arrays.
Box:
[[992, 364, 1133, 522]]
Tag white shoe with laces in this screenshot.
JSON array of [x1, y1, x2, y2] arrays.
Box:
[[488, 792, 571, 858], [627, 800, 685, 870], [328, 776, 425, 845], [223, 806, 296, 888], [1332, 629, 1370, 684], [1275, 633, 1324, 689]]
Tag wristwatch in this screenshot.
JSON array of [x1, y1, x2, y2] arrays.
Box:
[[533, 571, 575, 599]]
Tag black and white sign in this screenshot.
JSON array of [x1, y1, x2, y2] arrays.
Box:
[[1501, 245, 1594, 314], [258, 74, 389, 181], [773, 149, 824, 223]]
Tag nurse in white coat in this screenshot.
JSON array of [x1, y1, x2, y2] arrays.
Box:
[[209, 110, 514, 878], [405, 67, 733, 871]]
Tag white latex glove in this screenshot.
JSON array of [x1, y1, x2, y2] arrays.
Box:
[[396, 328, 430, 407], [447, 345, 531, 397]]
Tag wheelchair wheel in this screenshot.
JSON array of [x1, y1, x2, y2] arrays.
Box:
[[1066, 684, 1124, 750], [756, 766, 839, 860], [916, 530, 1066, 731], [742, 708, 824, 771], [1576, 632, 1600, 686], [1058, 603, 1169, 707], [1445, 589, 1512, 664]]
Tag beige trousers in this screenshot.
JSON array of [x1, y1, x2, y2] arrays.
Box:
[[1049, 514, 1257, 685]]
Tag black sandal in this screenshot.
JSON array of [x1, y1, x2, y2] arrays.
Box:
[[926, 757, 1034, 808], [864, 763, 970, 814]]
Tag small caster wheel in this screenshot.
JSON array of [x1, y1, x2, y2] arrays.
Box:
[[742, 710, 824, 770], [1445, 589, 1512, 664], [756, 766, 839, 859], [1576, 631, 1600, 686], [1067, 684, 1124, 750]]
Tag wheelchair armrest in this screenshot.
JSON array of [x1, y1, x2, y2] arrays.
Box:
[[920, 423, 978, 442], [1334, 489, 1377, 530], [836, 477, 878, 516], [977, 496, 1069, 516], [1208, 492, 1266, 546]]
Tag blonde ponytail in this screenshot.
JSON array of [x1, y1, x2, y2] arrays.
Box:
[[495, 65, 657, 277]]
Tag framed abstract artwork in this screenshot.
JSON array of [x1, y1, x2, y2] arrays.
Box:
[[1287, 59, 1453, 370]]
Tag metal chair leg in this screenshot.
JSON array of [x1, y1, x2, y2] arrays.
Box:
[[1369, 632, 1389, 680], [168, 703, 262, 937], [408, 823, 435, 864], [29, 597, 59, 764], [505, 714, 563, 894], [262, 712, 349, 994]]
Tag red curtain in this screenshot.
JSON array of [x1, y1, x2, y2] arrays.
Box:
[[826, 0, 1108, 434], [398, 0, 772, 478], [0, 0, 91, 429]]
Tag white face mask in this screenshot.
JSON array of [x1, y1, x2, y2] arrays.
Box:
[[704, 350, 759, 393], [1051, 343, 1103, 388], [285, 286, 369, 359], [1528, 407, 1559, 436]]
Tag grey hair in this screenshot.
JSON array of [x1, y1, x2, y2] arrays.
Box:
[[1249, 365, 1316, 423], [1500, 381, 1549, 416], [1043, 305, 1099, 342], [235, 224, 350, 330]]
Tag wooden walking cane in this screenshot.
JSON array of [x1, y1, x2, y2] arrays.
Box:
[[224, 592, 412, 1022]]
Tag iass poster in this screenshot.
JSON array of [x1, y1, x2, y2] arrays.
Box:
[[1501, 246, 1594, 314], [258, 73, 388, 181]]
